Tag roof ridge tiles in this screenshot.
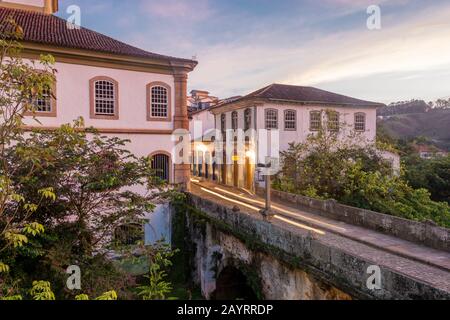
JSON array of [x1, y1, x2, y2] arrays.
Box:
[[0, 7, 196, 64]]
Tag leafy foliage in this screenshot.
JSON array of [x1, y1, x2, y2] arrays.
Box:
[[30, 281, 55, 300], [0, 18, 57, 281], [137, 243, 178, 300], [404, 154, 450, 205], [95, 290, 118, 301], [0, 20, 181, 301], [274, 123, 450, 227]]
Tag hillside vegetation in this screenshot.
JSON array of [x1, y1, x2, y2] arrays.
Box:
[[378, 108, 450, 151]]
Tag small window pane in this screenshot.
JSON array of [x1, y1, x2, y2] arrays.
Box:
[[221, 114, 226, 134], [355, 113, 366, 131], [310, 111, 321, 131], [328, 112, 339, 131], [284, 110, 296, 130], [95, 80, 115, 115], [232, 111, 238, 130], [244, 108, 252, 131], [151, 86, 168, 118], [265, 109, 278, 129], [34, 89, 52, 112]]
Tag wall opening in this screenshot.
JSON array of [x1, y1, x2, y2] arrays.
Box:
[[151, 153, 170, 181], [212, 266, 258, 300], [114, 223, 143, 246]]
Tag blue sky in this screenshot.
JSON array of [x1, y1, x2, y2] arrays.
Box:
[[58, 0, 450, 103]]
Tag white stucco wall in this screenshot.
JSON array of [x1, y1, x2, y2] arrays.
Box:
[[23, 60, 179, 243], [256, 103, 377, 152], [190, 109, 216, 140], [213, 103, 377, 152], [24, 61, 175, 132]]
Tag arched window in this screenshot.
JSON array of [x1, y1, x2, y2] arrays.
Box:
[[221, 114, 226, 139], [265, 109, 278, 130], [231, 111, 238, 130], [327, 111, 340, 132], [90, 77, 119, 119], [147, 82, 171, 121], [244, 108, 252, 131], [114, 223, 142, 246], [151, 153, 170, 181], [354, 112, 366, 132], [310, 111, 321, 131], [284, 110, 296, 131]]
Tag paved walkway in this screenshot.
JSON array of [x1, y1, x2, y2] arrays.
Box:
[[190, 180, 450, 292]]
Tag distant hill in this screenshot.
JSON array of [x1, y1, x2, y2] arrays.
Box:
[[378, 108, 450, 151], [377, 100, 430, 117]]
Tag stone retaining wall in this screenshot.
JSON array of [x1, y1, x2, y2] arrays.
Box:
[[256, 187, 449, 252]]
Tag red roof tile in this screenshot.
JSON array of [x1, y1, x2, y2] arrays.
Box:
[[0, 7, 195, 64]]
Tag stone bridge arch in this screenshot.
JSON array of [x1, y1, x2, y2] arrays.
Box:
[[189, 218, 351, 300], [211, 265, 258, 300]]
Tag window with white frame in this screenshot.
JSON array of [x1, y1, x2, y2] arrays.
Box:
[[94, 80, 116, 115], [151, 86, 168, 118], [354, 113, 366, 131], [310, 111, 321, 131], [231, 111, 238, 130], [265, 109, 278, 129], [284, 110, 296, 130], [327, 111, 339, 131]]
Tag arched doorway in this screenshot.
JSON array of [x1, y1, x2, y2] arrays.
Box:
[[150, 152, 171, 182], [114, 223, 143, 246], [212, 266, 258, 300]]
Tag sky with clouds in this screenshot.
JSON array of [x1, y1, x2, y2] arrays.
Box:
[[58, 0, 450, 103]]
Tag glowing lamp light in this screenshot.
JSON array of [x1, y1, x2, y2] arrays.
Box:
[[245, 150, 256, 160], [196, 144, 208, 153]]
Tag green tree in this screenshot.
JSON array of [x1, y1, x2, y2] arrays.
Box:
[[3, 120, 170, 298], [137, 243, 178, 300], [275, 122, 450, 227], [0, 19, 56, 287], [405, 154, 450, 204]]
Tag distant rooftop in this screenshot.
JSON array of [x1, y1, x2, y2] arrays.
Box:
[[213, 84, 384, 109]]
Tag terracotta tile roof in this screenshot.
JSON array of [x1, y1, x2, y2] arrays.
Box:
[[214, 84, 384, 109], [0, 7, 195, 64]]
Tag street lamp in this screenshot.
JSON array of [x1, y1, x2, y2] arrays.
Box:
[[257, 161, 275, 222]]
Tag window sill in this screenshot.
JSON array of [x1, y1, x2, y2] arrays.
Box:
[[90, 114, 119, 120], [24, 111, 57, 118], [147, 117, 172, 122]]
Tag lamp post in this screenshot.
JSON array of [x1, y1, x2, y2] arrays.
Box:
[[257, 161, 275, 221]]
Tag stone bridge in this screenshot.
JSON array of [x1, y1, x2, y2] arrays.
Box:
[[174, 181, 450, 300]]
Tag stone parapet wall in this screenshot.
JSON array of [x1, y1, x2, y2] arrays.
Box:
[[256, 187, 449, 252]]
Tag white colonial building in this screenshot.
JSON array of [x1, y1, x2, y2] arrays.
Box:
[[190, 84, 384, 191], [0, 0, 197, 242]]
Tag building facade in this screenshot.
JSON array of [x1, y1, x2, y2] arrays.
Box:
[[1, 0, 197, 243], [0, 0, 197, 186], [191, 84, 383, 191]]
